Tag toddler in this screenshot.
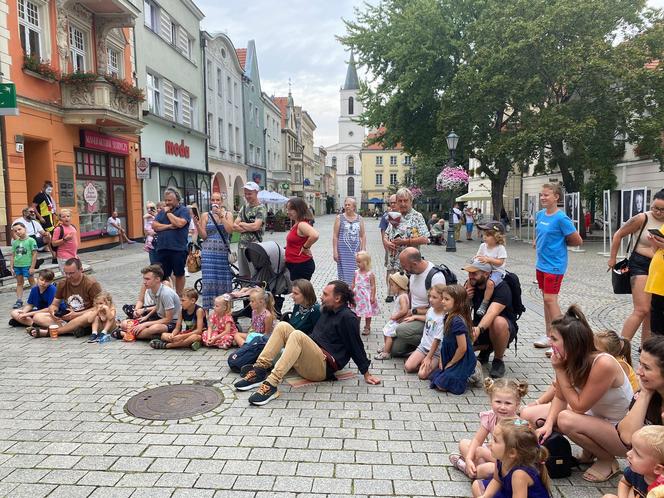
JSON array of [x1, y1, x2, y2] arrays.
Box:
[[352, 251, 379, 335], [595, 329, 639, 392], [475, 223, 508, 317], [150, 288, 206, 350], [10, 222, 37, 309], [472, 418, 551, 498], [203, 294, 238, 349], [236, 288, 276, 347], [603, 425, 664, 498], [143, 202, 156, 251], [451, 378, 528, 479], [375, 272, 410, 360], [87, 291, 117, 343]]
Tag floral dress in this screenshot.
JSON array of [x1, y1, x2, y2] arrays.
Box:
[[202, 312, 238, 349], [353, 270, 379, 318], [336, 214, 362, 284]]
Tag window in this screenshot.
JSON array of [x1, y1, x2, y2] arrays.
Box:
[[348, 156, 354, 175], [390, 155, 397, 165], [348, 96, 354, 115], [18, 0, 42, 58], [227, 76, 232, 102], [207, 113, 214, 145], [107, 48, 120, 77], [217, 69, 222, 97], [170, 22, 177, 48], [206, 61, 212, 88], [331, 156, 337, 168], [256, 147, 261, 166], [347, 177, 355, 196], [249, 143, 254, 164], [218, 119, 223, 150], [375, 156, 383, 165], [255, 108, 259, 128], [228, 124, 233, 153], [233, 82, 238, 105], [69, 25, 87, 72], [143, 0, 158, 30], [146, 73, 160, 114], [173, 87, 180, 123], [235, 127, 240, 158], [375, 173, 383, 185], [390, 173, 398, 185], [249, 103, 253, 123], [404, 156, 412, 165]]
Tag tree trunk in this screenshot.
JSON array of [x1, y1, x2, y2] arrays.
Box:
[[489, 156, 511, 221]]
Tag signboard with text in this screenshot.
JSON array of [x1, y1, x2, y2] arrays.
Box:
[[80, 130, 129, 155], [136, 158, 150, 180]]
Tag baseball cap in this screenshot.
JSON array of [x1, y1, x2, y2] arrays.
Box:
[[462, 258, 493, 273], [243, 181, 260, 191], [389, 272, 409, 291], [478, 221, 505, 233]]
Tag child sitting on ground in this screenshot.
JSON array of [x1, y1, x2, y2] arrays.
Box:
[[203, 294, 238, 349], [10, 269, 59, 327], [595, 329, 639, 392], [236, 288, 275, 347], [603, 425, 664, 498], [475, 222, 508, 317], [150, 288, 206, 350], [451, 378, 529, 480], [87, 291, 117, 343], [375, 272, 410, 360], [10, 221, 37, 310]]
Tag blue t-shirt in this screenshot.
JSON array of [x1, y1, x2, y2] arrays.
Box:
[[154, 204, 191, 252], [27, 284, 57, 310], [535, 209, 576, 274], [379, 213, 389, 232]]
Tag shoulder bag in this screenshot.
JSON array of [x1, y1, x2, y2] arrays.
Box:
[[612, 213, 648, 294], [209, 212, 238, 264]]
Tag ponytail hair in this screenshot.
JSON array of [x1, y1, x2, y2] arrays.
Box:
[[250, 288, 277, 318], [595, 329, 632, 366], [551, 304, 595, 387], [484, 377, 529, 401]]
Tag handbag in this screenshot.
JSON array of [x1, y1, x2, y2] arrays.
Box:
[[186, 243, 202, 273], [209, 211, 238, 264], [612, 214, 648, 295]]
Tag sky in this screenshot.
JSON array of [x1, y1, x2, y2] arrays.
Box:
[[198, 0, 664, 149]]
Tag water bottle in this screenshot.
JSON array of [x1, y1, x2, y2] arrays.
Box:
[[99, 334, 111, 344]]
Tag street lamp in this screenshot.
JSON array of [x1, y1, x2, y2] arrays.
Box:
[[446, 131, 460, 252]]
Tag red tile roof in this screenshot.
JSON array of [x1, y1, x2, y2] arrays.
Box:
[[364, 128, 403, 150], [236, 48, 247, 69], [272, 96, 288, 129]]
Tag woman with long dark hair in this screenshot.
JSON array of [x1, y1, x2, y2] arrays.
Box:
[[284, 197, 319, 281]]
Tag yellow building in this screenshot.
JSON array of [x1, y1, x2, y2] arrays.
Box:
[[360, 140, 413, 211]]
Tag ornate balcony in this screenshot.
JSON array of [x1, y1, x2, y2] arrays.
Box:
[[61, 78, 144, 133]]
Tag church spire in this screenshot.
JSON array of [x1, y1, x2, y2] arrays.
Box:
[[343, 51, 360, 90]]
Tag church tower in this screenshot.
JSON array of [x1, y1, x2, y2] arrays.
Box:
[[338, 52, 365, 144]]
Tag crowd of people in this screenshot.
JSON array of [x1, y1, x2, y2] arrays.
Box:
[[7, 177, 664, 497]]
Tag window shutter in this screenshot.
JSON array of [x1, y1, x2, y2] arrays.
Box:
[[181, 90, 192, 127], [177, 26, 188, 56], [162, 79, 174, 121], [159, 10, 171, 43]]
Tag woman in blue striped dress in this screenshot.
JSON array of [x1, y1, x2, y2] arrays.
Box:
[[333, 197, 366, 284], [196, 193, 234, 309]]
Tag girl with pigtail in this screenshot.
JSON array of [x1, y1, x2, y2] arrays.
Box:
[[472, 417, 551, 498], [450, 378, 529, 480]]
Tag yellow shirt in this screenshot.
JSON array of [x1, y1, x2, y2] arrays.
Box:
[[645, 247, 664, 296], [617, 357, 639, 393]]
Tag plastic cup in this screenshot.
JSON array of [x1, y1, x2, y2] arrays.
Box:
[[48, 324, 59, 339]]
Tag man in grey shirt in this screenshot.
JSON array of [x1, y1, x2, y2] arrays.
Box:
[[129, 265, 181, 340]]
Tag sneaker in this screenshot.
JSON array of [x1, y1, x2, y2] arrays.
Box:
[[476, 301, 489, 317], [87, 333, 99, 343], [478, 349, 491, 365], [469, 360, 484, 387], [12, 300, 23, 309], [240, 363, 255, 376], [150, 339, 167, 349], [185, 269, 190, 277], [385, 295, 394, 303], [545, 347, 553, 358], [490, 358, 506, 378], [8, 318, 20, 327], [533, 334, 550, 348], [248, 381, 280, 406], [191, 341, 201, 351], [234, 367, 268, 391]]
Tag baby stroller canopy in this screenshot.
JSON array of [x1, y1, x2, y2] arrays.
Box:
[[244, 241, 291, 298]]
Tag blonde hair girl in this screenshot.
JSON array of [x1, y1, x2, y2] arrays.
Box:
[[88, 291, 116, 342], [235, 289, 276, 347], [203, 294, 238, 349], [352, 251, 379, 335], [595, 330, 639, 392]]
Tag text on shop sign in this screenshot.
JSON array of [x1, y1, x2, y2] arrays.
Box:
[[165, 140, 190, 158]]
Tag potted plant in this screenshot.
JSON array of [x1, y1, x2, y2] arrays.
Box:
[[22, 55, 59, 81], [60, 71, 99, 87], [104, 75, 145, 103]]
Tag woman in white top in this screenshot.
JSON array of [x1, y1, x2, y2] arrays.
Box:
[[521, 305, 632, 483]]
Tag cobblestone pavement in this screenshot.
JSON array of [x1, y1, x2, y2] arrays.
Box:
[[0, 214, 632, 497]]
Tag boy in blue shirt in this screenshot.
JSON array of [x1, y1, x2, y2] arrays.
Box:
[[10, 222, 37, 309], [9, 269, 60, 327]]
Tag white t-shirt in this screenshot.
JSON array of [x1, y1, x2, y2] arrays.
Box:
[[410, 261, 447, 308], [452, 208, 462, 224], [476, 243, 508, 275], [465, 210, 474, 224], [419, 308, 446, 351], [13, 217, 42, 237], [107, 217, 121, 234]]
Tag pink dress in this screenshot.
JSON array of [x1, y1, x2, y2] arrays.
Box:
[[353, 270, 379, 318], [251, 309, 272, 333], [202, 313, 237, 349]]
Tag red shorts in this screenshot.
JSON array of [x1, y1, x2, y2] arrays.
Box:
[[536, 270, 564, 295]]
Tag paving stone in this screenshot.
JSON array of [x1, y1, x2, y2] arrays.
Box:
[[47, 484, 96, 497]]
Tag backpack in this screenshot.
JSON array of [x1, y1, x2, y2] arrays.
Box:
[[228, 335, 269, 372], [541, 430, 579, 478], [52, 224, 76, 255], [424, 264, 458, 289], [503, 271, 526, 321]]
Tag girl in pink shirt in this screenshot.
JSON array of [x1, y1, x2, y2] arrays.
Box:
[[51, 209, 79, 273]]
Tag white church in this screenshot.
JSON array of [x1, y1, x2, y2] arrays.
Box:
[[326, 53, 366, 210]]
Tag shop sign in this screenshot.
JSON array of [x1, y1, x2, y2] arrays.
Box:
[[0, 83, 18, 116], [165, 139, 190, 158], [56, 165, 75, 207], [84, 182, 98, 206], [136, 158, 150, 180], [80, 130, 129, 155]]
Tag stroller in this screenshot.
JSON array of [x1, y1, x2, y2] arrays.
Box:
[[232, 240, 291, 320]]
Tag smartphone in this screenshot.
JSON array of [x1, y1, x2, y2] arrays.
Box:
[[648, 228, 664, 239], [190, 206, 199, 219]]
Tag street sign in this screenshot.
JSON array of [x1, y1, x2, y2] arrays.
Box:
[[0, 83, 19, 116], [281, 183, 290, 189], [136, 158, 150, 180]]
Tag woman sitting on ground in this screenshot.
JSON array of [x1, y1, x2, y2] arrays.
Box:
[[284, 279, 321, 335], [521, 305, 633, 483]]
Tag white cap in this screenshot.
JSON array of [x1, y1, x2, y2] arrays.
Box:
[[243, 181, 260, 191]]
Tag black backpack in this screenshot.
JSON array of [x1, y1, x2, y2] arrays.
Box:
[[424, 264, 458, 289], [503, 271, 526, 321], [541, 431, 579, 478], [228, 335, 269, 373]]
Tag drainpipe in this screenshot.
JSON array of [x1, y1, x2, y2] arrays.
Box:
[[0, 116, 11, 243], [201, 33, 209, 175]]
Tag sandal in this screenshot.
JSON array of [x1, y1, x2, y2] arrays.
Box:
[[150, 339, 167, 349], [374, 351, 391, 360], [26, 326, 46, 338], [582, 460, 621, 483], [449, 454, 467, 474], [362, 327, 371, 336]]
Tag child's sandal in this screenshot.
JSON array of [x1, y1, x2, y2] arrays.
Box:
[[374, 351, 391, 360], [362, 327, 371, 336], [150, 339, 167, 349], [449, 454, 467, 473]]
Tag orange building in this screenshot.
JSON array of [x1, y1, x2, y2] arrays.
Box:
[[5, 0, 144, 249]]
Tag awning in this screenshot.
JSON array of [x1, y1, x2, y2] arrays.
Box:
[[456, 187, 507, 202], [367, 197, 384, 204]]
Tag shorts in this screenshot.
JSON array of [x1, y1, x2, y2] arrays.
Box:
[[107, 228, 119, 236], [536, 269, 564, 295], [489, 271, 505, 286], [156, 249, 187, 278], [13, 266, 31, 277], [629, 252, 652, 277], [144, 314, 176, 332], [415, 344, 440, 357], [652, 294, 664, 336], [29, 234, 45, 248], [474, 319, 517, 349]]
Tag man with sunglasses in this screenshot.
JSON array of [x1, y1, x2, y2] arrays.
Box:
[[13, 206, 51, 252]]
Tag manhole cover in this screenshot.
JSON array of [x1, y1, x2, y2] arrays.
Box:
[[125, 384, 224, 420]]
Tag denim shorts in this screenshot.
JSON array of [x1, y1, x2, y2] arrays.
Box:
[[13, 266, 31, 277], [629, 252, 652, 277]]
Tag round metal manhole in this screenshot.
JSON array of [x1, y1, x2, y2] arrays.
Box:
[[124, 384, 224, 421]]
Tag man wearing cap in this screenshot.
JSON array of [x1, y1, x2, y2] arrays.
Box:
[[234, 181, 267, 279], [391, 247, 446, 357], [463, 257, 516, 378]]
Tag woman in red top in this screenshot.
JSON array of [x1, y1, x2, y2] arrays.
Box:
[[284, 197, 319, 281]]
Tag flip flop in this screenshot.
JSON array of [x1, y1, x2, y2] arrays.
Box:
[[582, 460, 621, 483]]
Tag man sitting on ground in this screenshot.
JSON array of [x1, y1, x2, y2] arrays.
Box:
[[234, 280, 381, 406], [30, 258, 101, 337], [463, 258, 517, 378]]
